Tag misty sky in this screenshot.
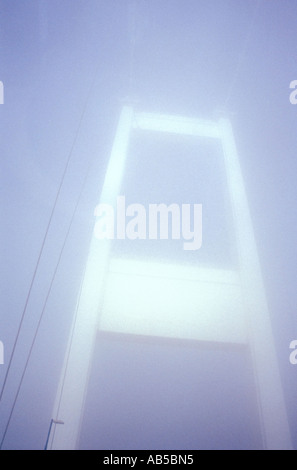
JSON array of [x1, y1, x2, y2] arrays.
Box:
[[0, 0, 297, 450]]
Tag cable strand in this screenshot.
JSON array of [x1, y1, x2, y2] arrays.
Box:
[[0, 63, 100, 402], [0, 157, 93, 449]]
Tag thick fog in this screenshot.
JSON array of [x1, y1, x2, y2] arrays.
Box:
[[0, 0, 297, 450]]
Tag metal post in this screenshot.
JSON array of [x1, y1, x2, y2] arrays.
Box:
[[44, 419, 64, 450]]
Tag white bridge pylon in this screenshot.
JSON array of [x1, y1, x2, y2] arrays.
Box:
[[50, 107, 292, 450]]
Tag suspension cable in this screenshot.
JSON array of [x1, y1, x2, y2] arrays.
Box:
[[0, 154, 93, 449], [0, 63, 100, 402], [47, 253, 88, 449]]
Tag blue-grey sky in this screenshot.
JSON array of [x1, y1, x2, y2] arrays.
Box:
[[0, 0, 297, 450]]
